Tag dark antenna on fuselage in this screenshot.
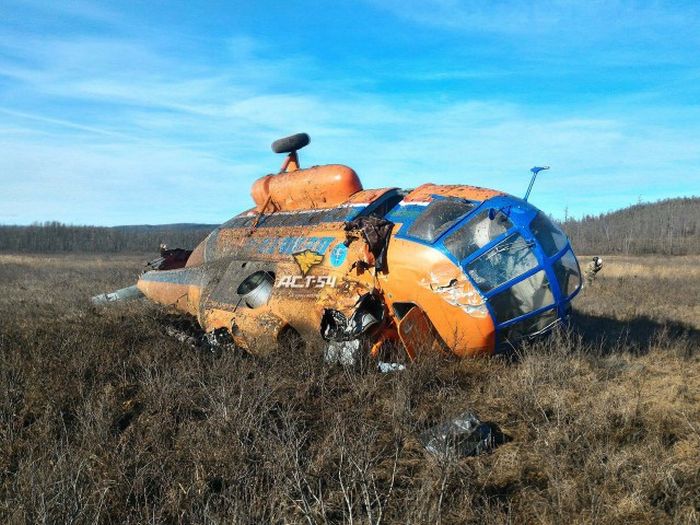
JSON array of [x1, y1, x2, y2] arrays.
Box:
[[271, 133, 310, 173], [524, 166, 550, 202]]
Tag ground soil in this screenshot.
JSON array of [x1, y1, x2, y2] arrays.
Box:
[[1, 254, 698, 524]]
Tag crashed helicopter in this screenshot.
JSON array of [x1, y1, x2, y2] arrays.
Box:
[[93, 133, 583, 361]]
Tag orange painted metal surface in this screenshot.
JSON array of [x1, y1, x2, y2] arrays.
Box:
[[404, 183, 503, 203], [378, 237, 495, 356], [343, 188, 398, 206], [251, 164, 363, 212], [137, 279, 196, 316]]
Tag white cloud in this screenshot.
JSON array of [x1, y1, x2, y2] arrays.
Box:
[[0, 3, 698, 225]]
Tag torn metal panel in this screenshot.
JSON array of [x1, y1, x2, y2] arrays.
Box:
[[344, 215, 394, 271], [397, 305, 445, 358], [146, 246, 192, 271], [321, 293, 384, 342]]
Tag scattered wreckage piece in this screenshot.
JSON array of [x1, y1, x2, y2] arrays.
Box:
[[93, 132, 583, 362], [419, 412, 497, 458], [165, 326, 238, 354], [165, 326, 199, 348], [91, 285, 144, 305]]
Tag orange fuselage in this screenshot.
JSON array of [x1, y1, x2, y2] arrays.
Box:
[[137, 164, 581, 357]]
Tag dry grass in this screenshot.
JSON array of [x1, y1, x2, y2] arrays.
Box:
[[0, 253, 698, 524]]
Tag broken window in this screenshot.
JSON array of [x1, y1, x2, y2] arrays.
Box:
[[406, 198, 475, 242], [499, 308, 559, 343], [553, 249, 581, 297], [488, 270, 554, 324], [530, 212, 568, 257], [444, 209, 512, 262], [466, 233, 538, 292]]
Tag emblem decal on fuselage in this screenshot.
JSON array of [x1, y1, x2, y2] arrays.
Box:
[[293, 249, 324, 276], [329, 242, 348, 267]]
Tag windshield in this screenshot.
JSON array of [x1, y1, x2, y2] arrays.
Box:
[[444, 209, 512, 262], [466, 233, 538, 292], [488, 270, 554, 324], [553, 249, 581, 297], [530, 212, 568, 257], [407, 198, 475, 242], [500, 308, 559, 343]]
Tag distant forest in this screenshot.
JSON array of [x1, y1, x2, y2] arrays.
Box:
[[561, 197, 699, 255], [0, 197, 697, 255], [0, 222, 215, 254]]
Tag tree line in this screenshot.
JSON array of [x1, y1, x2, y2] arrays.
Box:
[[0, 222, 214, 253], [0, 196, 697, 255], [560, 196, 699, 255]]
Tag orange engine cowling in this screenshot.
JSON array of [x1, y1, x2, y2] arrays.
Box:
[[251, 164, 363, 212]]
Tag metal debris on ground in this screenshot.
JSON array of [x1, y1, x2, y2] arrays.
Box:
[[164, 326, 238, 354], [201, 328, 237, 353], [377, 361, 406, 373], [419, 411, 495, 458], [324, 339, 361, 366], [165, 326, 199, 348], [91, 285, 144, 305]]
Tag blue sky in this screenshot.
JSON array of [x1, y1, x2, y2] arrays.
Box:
[[1, 0, 699, 225]]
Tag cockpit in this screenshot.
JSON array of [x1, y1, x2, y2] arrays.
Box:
[[389, 194, 582, 349]]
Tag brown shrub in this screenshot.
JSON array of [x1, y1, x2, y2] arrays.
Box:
[[0, 254, 698, 524]]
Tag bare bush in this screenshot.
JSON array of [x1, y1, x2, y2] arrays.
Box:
[[0, 254, 698, 524]]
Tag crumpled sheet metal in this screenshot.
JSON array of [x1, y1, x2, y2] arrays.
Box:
[[426, 276, 489, 319], [146, 247, 192, 271], [323, 339, 361, 366], [321, 293, 383, 342], [344, 215, 394, 271], [419, 411, 495, 458]]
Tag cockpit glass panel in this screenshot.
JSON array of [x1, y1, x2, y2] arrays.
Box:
[[530, 212, 568, 257], [466, 233, 538, 292], [500, 308, 559, 344], [489, 270, 554, 324], [406, 198, 475, 242], [553, 249, 581, 297], [444, 210, 512, 262]]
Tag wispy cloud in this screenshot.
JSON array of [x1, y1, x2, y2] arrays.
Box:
[[0, 1, 698, 225], [369, 0, 700, 69]]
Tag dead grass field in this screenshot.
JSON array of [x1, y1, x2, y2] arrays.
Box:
[[0, 253, 698, 524]]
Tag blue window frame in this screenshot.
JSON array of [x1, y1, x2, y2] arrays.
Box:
[[390, 193, 582, 344], [444, 209, 513, 262], [465, 233, 538, 293]]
